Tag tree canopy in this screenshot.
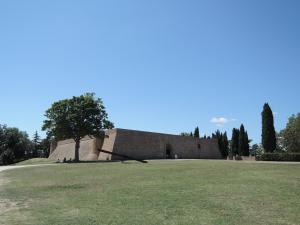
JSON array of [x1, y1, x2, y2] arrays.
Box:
[[238, 124, 250, 156], [231, 128, 239, 156], [261, 103, 276, 152], [0, 125, 32, 165], [212, 130, 229, 158], [42, 93, 114, 161], [280, 113, 300, 153], [32, 131, 41, 157]]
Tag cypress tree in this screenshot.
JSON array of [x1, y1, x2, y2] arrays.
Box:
[[32, 131, 41, 157], [220, 133, 224, 156], [194, 127, 200, 138], [231, 128, 239, 156], [262, 103, 276, 152], [243, 131, 250, 156], [223, 132, 229, 157], [238, 124, 246, 156], [212, 130, 228, 158], [217, 131, 223, 156]]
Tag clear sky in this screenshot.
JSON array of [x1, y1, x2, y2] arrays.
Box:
[[0, 0, 299, 144]]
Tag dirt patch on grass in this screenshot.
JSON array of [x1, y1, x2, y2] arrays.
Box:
[[0, 173, 9, 186], [0, 199, 19, 216], [0, 174, 26, 217], [0, 200, 29, 225], [0, 174, 15, 215]]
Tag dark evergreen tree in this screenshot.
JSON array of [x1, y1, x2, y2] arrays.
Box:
[[216, 131, 223, 155], [212, 130, 228, 158], [40, 138, 51, 157], [223, 132, 229, 157], [194, 127, 200, 138], [238, 124, 246, 156], [243, 131, 250, 156], [32, 131, 41, 157], [231, 128, 239, 156], [251, 144, 259, 156], [212, 130, 220, 139], [190, 132, 193, 137], [262, 103, 276, 152], [180, 132, 191, 136]]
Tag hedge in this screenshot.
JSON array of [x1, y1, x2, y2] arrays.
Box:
[[256, 153, 300, 162]]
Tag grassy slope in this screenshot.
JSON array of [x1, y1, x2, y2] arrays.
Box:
[[0, 160, 299, 225], [15, 158, 56, 166]]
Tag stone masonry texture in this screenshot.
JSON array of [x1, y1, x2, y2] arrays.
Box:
[[49, 128, 222, 161]]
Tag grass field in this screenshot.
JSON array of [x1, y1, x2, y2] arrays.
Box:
[[14, 158, 56, 166], [0, 160, 299, 225]]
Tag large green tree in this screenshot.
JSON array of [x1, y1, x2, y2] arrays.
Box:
[[6, 127, 31, 160], [42, 93, 114, 162], [0, 125, 32, 165], [281, 113, 300, 152], [261, 103, 276, 152]]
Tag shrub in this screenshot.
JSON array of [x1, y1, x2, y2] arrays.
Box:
[[235, 155, 243, 160], [256, 153, 300, 161], [0, 149, 15, 165]]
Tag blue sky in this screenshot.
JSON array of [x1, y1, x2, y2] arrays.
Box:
[[0, 0, 299, 144]]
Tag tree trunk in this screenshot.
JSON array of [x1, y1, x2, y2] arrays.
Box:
[[74, 139, 80, 162]]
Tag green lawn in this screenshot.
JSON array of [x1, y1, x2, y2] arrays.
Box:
[[0, 160, 299, 225], [14, 158, 56, 166]]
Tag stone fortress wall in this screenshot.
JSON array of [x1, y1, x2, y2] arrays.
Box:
[[48, 136, 102, 161], [49, 128, 222, 161]]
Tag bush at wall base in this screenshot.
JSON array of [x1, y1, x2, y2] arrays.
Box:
[[256, 153, 300, 162]]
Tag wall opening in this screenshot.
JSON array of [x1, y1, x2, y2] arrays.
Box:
[[166, 143, 172, 159]]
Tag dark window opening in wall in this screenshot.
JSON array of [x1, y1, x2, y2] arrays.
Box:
[[198, 143, 201, 149], [166, 143, 172, 159]]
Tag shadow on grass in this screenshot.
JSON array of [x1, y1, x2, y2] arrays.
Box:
[[58, 160, 148, 164]]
